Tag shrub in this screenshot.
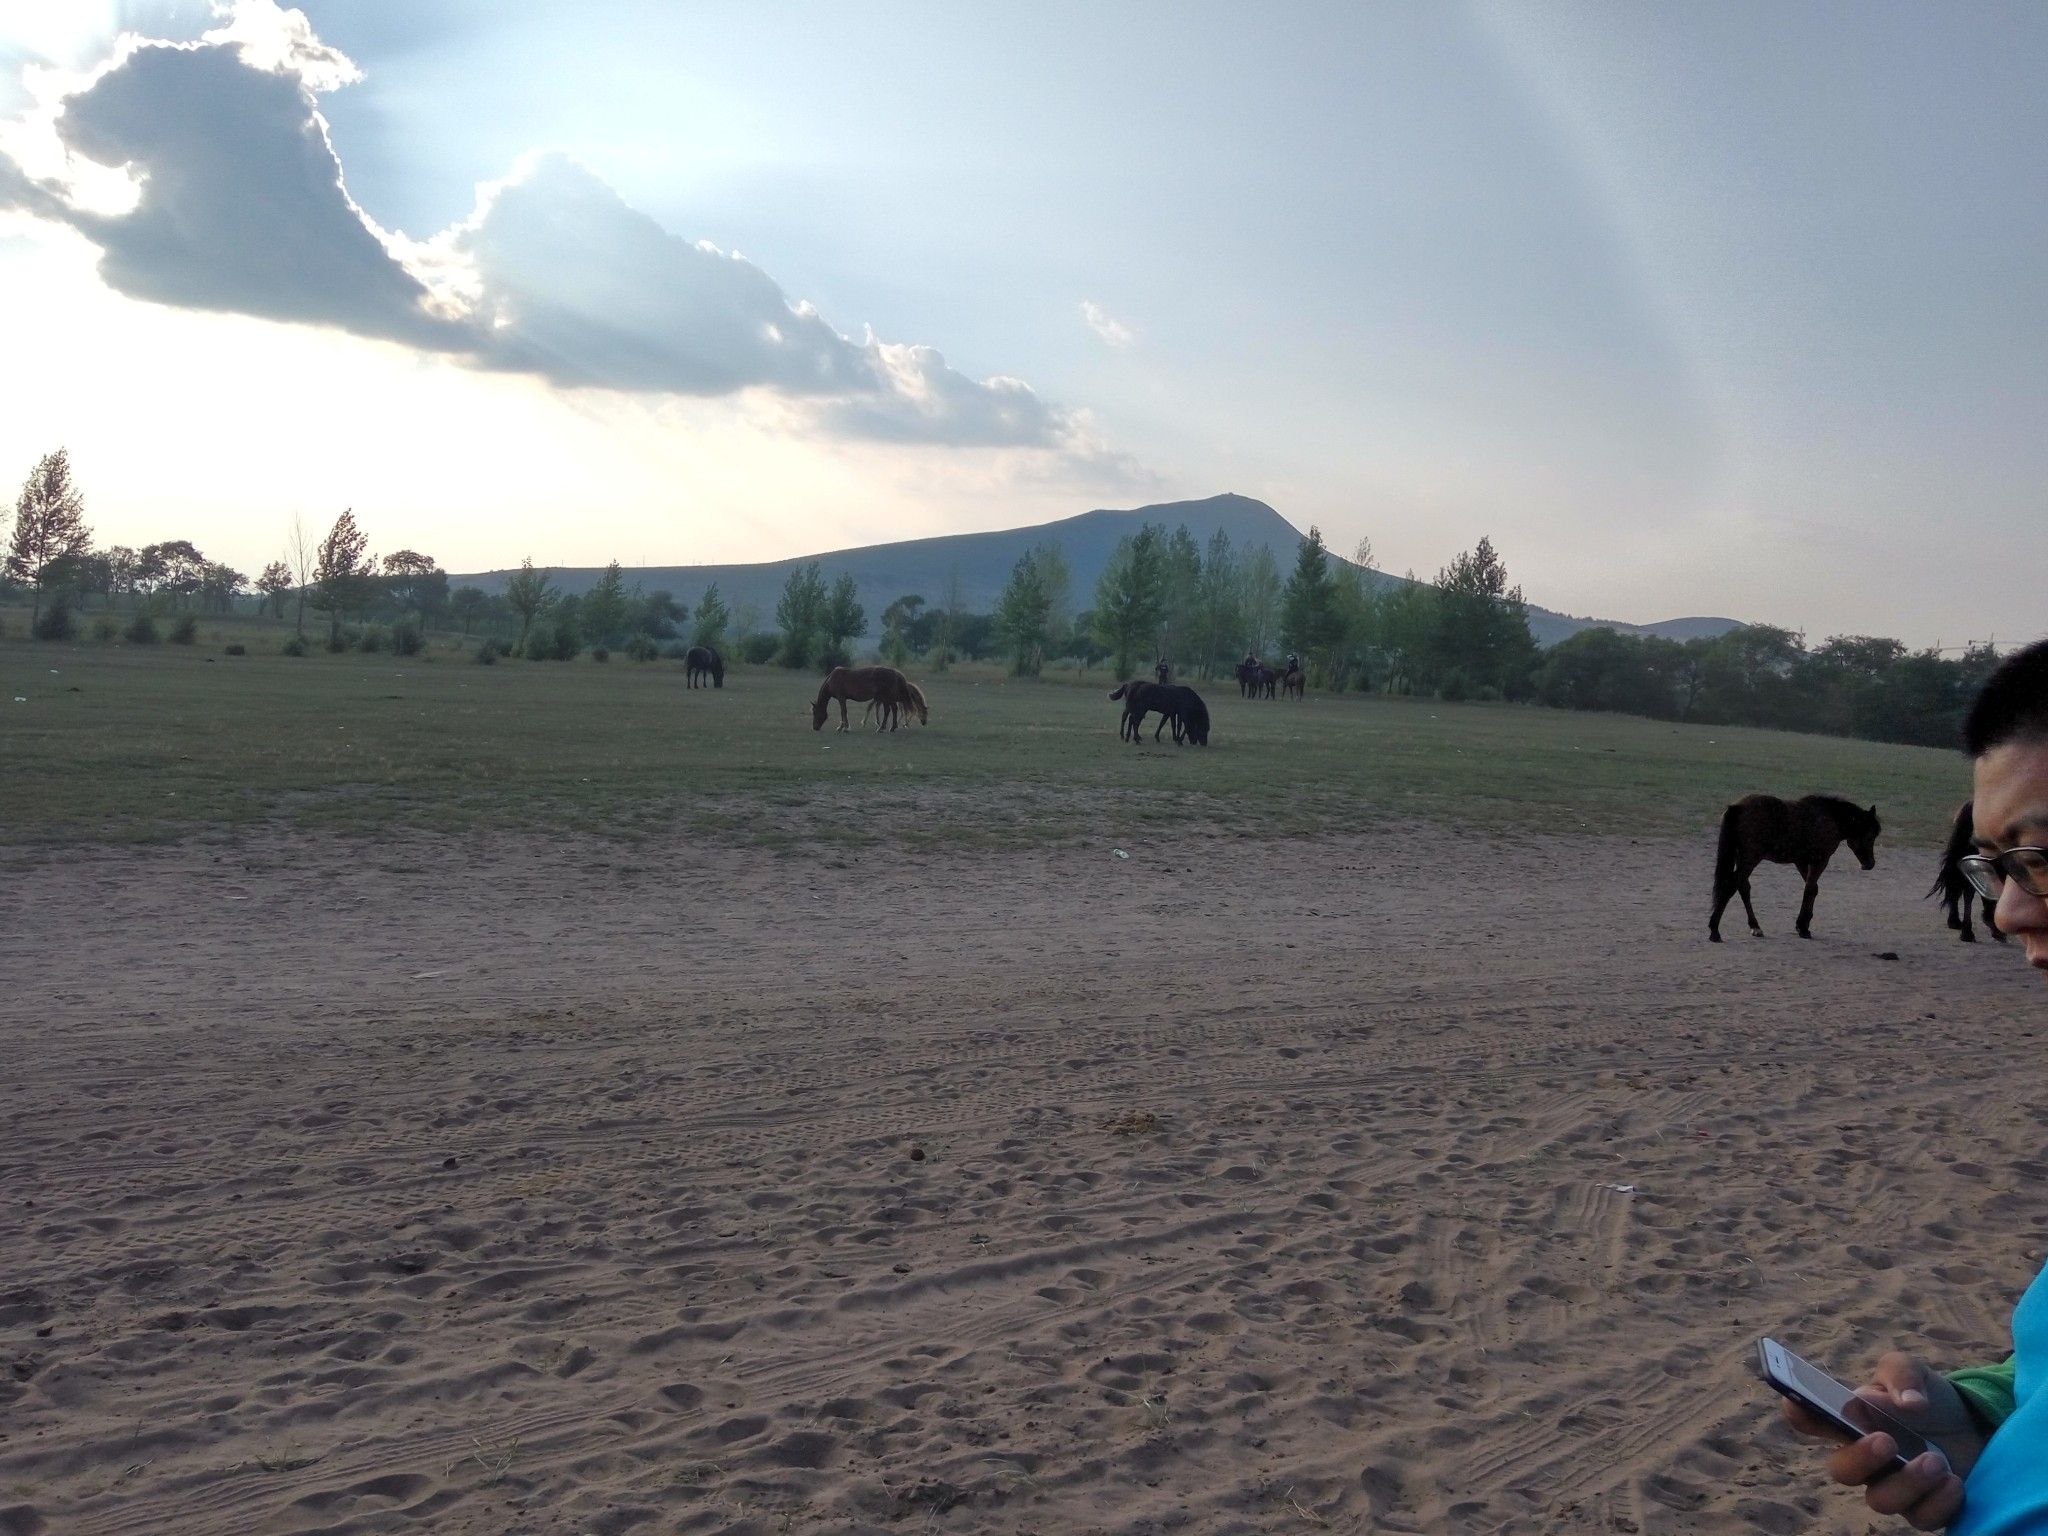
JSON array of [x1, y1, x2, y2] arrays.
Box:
[[358, 626, 386, 654], [474, 641, 498, 664], [225, 642, 246, 656], [739, 633, 778, 665], [281, 633, 310, 657], [660, 640, 689, 661], [1438, 670, 1471, 702], [525, 611, 581, 661], [390, 621, 423, 657], [32, 598, 76, 641], [168, 614, 199, 645], [624, 634, 658, 662], [591, 645, 610, 663], [818, 642, 851, 669], [91, 616, 119, 642], [124, 612, 161, 645]]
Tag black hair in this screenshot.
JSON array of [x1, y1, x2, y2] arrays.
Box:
[[1964, 638, 2048, 757]]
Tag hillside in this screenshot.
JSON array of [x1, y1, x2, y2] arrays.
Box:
[[453, 493, 1739, 647]]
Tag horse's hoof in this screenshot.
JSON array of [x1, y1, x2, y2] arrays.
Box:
[[1960, 931, 1976, 944], [1797, 930, 1812, 940], [1709, 932, 1722, 943]]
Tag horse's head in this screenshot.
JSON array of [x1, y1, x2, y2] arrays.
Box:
[[1849, 804, 1882, 869], [908, 686, 929, 725], [810, 693, 828, 730]]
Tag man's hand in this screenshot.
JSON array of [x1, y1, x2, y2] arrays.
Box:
[[1782, 1352, 1988, 1531]]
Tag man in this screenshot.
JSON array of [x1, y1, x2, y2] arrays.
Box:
[[1787, 638, 2048, 1530], [1155, 656, 1172, 686]]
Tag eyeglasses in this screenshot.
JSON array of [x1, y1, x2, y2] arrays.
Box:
[[1958, 847, 2048, 902]]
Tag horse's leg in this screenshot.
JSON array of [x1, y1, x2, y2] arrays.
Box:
[[1736, 859, 1763, 936], [1986, 895, 2008, 942], [1795, 864, 1820, 938], [1958, 892, 1977, 942], [837, 697, 850, 732], [1709, 877, 1733, 942]]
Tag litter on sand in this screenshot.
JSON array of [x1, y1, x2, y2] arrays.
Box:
[[1112, 848, 1131, 859]]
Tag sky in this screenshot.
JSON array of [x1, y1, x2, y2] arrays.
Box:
[[0, 0, 2042, 646]]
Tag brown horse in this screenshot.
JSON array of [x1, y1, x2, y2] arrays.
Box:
[[1280, 663, 1305, 700], [1929, 800, 2006, 944], [813, 666, 921, 732], [1709, 794, 1881, 942], [860, 680, 930, 731]]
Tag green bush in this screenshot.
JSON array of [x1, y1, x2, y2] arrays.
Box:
[[474, 641, 498, 665], [739, 633, 778, 665], [33, 599, 77, 641], [124, 612, 161, 645], [358, 626, 386, 654], [168, 614, 199, 645], [391, 621, 423, 657], [281, 633, 310, 657], [224, 642, 246, 656], [659, 640, 689, 661], [91, 615, 119, 642], [624, 634, 658, 662], [591, 645, 610, 663], [524, 611, 581, 661]]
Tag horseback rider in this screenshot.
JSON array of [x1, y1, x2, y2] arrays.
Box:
[[1155, 657, 1171, 686], [1285, 651, 1301, 676]]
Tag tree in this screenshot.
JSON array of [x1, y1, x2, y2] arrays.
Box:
[[1238, 543, 1281, 657], [135, 540, 207, 607], [1327, 539, 1382, 691], [1159, 524, 1203, 664], [775, 561, 827, 667], [1431, 536, 1538, 699], [286, 512, 318, 636], [382, 550, 448, 624], [820, 572, 865, 665], [933, 567, 967, 670], [1030, 542, 1073, 659], [1193, 529, 1241, 678], [448, 585, 490, 636], [504, 558, 555, 649], [1279, 526, 1342, 680], [582, 560, 631, 648], [198, 561, 246, 615], [256, 560, 293, 619], [635, 588, 685, 639], [312, 510, 377, 643], [880, 594, 924, 665], [691, 582, 730, 649], [1091, 525, 1168, 680], [994, 553, 1054, 676], [7, 448, 92, 622]]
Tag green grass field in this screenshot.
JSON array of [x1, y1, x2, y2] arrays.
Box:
[[0, 618, 1973, 853]]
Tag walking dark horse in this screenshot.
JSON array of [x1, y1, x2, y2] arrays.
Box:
[[683, 645, 724, 689], [1929, 800, 2006, 944], [812, 666, 923, 732], [1708, 794, 1882, 942]]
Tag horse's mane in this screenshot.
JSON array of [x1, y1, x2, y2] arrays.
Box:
[[904, 681, 927, 708], [1807, 794, 1876, 829]]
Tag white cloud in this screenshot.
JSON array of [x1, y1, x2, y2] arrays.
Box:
[[0, 3, 1117, 455], [1080, 299, 1134, 348]]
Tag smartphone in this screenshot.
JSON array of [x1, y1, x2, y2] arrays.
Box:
[[1756, 1338, 1940, 1471]]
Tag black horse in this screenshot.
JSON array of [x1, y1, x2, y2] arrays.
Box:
[[1930, 800, 2005, 944], [1237, 656, 1260, 698], [684, 645, 724, 689], [1109, 681, 1210, 746], [1709, 794, 1881, 942]]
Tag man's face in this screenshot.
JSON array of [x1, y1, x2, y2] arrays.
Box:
[[1972, 736, 2048, 975]]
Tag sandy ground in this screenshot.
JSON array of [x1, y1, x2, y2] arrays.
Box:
[[3, 821, 2044, 1536]]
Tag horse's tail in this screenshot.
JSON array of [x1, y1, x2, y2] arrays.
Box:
[[1929, 801, 1974, 903], [1109, 683, 1129, 700], [1185, 694, 1210, 743], [1714, 804, 1744, 894]]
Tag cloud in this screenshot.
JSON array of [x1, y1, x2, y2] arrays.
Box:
[[1080, 300, 1134, 348], [0, 1, 1112, 454]]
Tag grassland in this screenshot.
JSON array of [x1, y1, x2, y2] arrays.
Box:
[[0, 617, 1973, 853]]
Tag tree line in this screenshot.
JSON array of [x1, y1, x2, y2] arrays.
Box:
[[3, 446, 2008, 748]]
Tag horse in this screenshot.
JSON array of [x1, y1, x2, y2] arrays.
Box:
[[860, 680, 930, 731], [1280, 662, 1305, 700], [1708, 794, 1882, 942], [1929, 800, 2005, 944], [1109, 681, 1209, 745], [812, 665, 918, 732], [1250, 664, 1278, 699], [1237, 657, 1260, 698], [684, 645, 724, 689]]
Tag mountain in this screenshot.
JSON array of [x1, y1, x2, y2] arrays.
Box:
[[452, 493, 1740, 648]]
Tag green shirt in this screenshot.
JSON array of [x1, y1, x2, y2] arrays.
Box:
[[1952, 1357, 2019, 1431]]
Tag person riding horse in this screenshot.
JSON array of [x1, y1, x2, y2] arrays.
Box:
[[1155, 657, 1172, 686]]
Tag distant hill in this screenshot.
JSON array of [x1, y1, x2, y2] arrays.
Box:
[[453, 493, 1740, 648]]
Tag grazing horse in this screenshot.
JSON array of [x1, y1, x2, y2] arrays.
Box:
[[1109, 681, 1209, 745], [812, 665, 918, 732], [1708, 794, 1882, 942], [1929, 800, 2005, 944], [683, 645, 724, 689]]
